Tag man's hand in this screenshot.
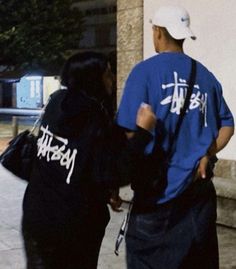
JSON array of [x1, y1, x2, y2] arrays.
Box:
[[196, 155, 209, 179]]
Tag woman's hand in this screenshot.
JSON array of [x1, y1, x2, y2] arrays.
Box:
[[136, 103, 156, 132]]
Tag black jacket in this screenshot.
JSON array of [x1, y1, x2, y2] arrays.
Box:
[[22, 89, 152, 236]]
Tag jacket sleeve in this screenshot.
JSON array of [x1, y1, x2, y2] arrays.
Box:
[[92, 124, 152, 189]]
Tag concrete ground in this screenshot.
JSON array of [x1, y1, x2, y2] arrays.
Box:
[[0, 164, 236, 269]]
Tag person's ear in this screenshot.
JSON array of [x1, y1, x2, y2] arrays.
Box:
[[152, 26, 160, 52], [153, 26, 160, 35], [156, 26, 162, 39]]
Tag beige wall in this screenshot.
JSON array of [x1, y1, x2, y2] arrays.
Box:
[[144, 0, 236, 161], [117, 0, 143, 103]]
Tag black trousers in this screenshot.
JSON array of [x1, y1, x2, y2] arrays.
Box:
[[126, 179, 219, 269], [23, 229, 105, 269], [22, 206, 110, 269]]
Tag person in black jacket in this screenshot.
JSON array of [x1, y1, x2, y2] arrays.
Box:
[[21, 51, 156, 269]]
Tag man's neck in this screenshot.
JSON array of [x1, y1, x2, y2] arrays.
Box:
[[159, 43, 183, 53], [159, 47, 183, 53]]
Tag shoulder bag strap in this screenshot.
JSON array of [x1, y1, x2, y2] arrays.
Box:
[[30, 97, 50, 134], [168, 58, 197, 156]]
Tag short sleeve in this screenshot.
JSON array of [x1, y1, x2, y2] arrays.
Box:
[[215, 81, 234, 128], [116, 63, 148, 130]]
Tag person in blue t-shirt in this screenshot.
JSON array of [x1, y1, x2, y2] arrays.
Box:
[[116, 5, 234, 269]]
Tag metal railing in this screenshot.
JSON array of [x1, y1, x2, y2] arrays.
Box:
[[0, 108, 43, 137]]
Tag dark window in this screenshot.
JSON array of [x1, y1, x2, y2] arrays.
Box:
[[85, 5, 116, 16], [95, 25, 110, 47]]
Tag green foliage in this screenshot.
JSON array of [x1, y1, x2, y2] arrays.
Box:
[[0, 0, 84, 74]]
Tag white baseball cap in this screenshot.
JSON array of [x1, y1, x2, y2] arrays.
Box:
[[150, 6, 196, 40]]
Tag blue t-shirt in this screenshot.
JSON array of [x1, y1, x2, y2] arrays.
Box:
[[116, 52, 234, 203]]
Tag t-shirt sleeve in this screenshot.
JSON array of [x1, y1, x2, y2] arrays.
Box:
[[215, 81, 234, 128], [218, 96, 234, 127], [116, 63, 148, 131]]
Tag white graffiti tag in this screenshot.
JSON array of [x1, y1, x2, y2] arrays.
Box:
[[37, 125, 78, 184], [160, 72, 208, 126]]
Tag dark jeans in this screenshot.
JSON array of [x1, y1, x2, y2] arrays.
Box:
[[126, 179, 219, 269]]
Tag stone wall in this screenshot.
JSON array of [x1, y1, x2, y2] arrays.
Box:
[[215, 159, 236, 181], [117, 0, 143, 103]]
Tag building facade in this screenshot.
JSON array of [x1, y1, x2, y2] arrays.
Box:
[[75, 0, 117, 55]]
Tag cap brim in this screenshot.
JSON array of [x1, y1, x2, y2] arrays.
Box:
[[167, 25, 196, 40]]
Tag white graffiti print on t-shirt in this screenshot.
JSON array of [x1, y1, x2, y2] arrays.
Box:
[[37, 125, 78, 184], [160, 71, 208, 127]]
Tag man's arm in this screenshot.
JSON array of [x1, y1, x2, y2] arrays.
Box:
[[197, 126, 234, 178], [125, 103, 155, 138], [116, 62, 148, 131], [207, 126, 234, 156]]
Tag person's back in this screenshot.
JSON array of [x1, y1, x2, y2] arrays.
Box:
[[22, 51, 157, 269], [117, 5, 234, 269], [118, 52, 233, 203], [22, 54, 115, 269]]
